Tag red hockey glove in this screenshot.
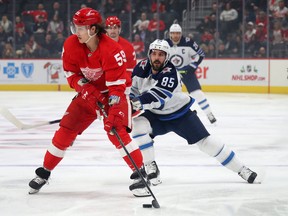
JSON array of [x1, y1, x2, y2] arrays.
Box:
[[81, 83, 108, 106], [104, 95, 124, 134]]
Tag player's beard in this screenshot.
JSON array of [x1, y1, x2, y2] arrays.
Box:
[[151, 60, 164, 72]]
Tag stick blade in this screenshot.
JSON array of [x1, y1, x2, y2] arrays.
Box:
[[0, 107, 25, 130], [152, 200, 160, 208]]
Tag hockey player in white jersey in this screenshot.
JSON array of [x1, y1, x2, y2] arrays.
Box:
[[129, 39, 258, 197], [165, 24, 217, 124]]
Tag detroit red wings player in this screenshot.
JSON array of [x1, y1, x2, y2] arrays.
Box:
[[105, 16, 137, 89], [28, 8, 145, 195]]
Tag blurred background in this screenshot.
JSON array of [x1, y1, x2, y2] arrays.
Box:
[[0, 0, 287, 60]]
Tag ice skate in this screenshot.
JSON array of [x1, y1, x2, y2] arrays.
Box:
[[28, 167, 50, 194], [129, 167, 151, 197], [207, 112, 217, 124], [238, 166, 258, 183], [145, 161, 162, 186]]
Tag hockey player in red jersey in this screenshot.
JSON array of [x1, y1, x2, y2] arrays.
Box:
[[105, 16, 137, 89], [28, 8, 144, 195]]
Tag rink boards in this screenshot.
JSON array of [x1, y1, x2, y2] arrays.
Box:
[[0, 59, 287, 94]]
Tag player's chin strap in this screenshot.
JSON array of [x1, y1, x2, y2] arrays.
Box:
[[84, 29, 97, 44]]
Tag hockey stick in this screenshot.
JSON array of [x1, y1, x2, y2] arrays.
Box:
[[97, 102, 160, 209], [0, 107, 61, 130]]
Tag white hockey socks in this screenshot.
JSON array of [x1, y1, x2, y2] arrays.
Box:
[[190, 89, 213, 115], [197, 136, 244, 173]]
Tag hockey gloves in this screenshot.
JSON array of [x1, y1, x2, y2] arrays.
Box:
[[131, 97, 143, 112], [104, 95, 124, 134], [80, 83, 108, 106]]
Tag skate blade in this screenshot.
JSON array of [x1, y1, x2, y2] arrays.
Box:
[[28, 188, 40, 194], [150, 178, 162, 186], [132, 188, 151, 197]]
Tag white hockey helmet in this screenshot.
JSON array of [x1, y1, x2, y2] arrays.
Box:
[[169, 24, 182, 33], [148, 39, 170, 66]]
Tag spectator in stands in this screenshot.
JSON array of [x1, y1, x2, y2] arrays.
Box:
[[219, 2, 239, 40], [196, 16, 212, 34], [254, 46, 266, 58], [133, 12, 149, 42], [151, 0, 166, 13], [200, 29, 214, 45], [0, 15, 13, 36], [244, 21, 256, 55], [23, 34, 37, 57], [271, 21, 285, 58], [209, 31, 223, 51], [54, 32, 65, 57], [254, 22, 267, 50], [47, 14, 64, 35], [147, 13, 166, 41], [210, 1, 219, 16], [42, 33, 56, 57], [224, 33, 240, 57], [120, 0, 132, 14], [48, 1, 65, 22], [33, 15, 48, 33], [22, 3, 48, 23], [255, 11, 268, 31], [103, 0, 121, 17], [0, 25, 8, 56], [132, 33, 145, 58], [2, 42, 14, 58], [271, 0, 288, 21], [15, 26, 28, 52], [207, 43, 216, 58], [33, 43, 49, 58], [209, 14, 217, 34], [217, 42, 229, 58], [15, 16, 25, 32]]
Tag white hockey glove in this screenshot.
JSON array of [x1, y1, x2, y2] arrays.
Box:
[[131, 97, 143, 112]]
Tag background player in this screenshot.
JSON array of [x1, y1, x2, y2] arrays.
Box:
[[105, 16, 137, 91], [165, 24, 217, 124], [28, 8, 145, 195], [129, 39, 258, 196]]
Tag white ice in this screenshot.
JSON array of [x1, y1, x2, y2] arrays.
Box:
[[0, 91, 288, 216]]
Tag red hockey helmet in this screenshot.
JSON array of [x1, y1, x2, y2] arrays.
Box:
[[73, 7, 102, 26], [105, 16, 121, 27]]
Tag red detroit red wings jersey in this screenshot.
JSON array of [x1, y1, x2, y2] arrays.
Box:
[[117, 36, 136, 72], [117, 36, 136, 88], [62, 34, 128, 95]]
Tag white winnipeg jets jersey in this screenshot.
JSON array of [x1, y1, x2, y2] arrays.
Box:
[[166, 36, 205, 69], [131, 59, 194, 120]]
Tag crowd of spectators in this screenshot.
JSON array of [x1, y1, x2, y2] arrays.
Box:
[[195, 0, 288, 58], [0, 0, 287, 59]]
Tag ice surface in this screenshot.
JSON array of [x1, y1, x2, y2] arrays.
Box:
[[0, 91, 288, 216]]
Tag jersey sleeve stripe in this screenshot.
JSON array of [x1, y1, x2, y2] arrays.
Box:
[[106, 79, 126, 86]]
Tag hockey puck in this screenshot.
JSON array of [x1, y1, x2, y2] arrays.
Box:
[[142, 204, 153, 208]]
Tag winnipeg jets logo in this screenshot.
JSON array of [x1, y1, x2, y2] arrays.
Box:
[[161, 67, 172, 74], [140, 59, 148, 70], [170, 54, 183, 67]]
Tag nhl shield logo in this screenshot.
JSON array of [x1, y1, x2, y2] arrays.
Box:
[[21, 63, 34, 78]]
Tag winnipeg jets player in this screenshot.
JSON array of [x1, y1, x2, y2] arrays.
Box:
[[28, 8, 144, 194], [166, 24, 217, 124], [129, 39, 258, 197]]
